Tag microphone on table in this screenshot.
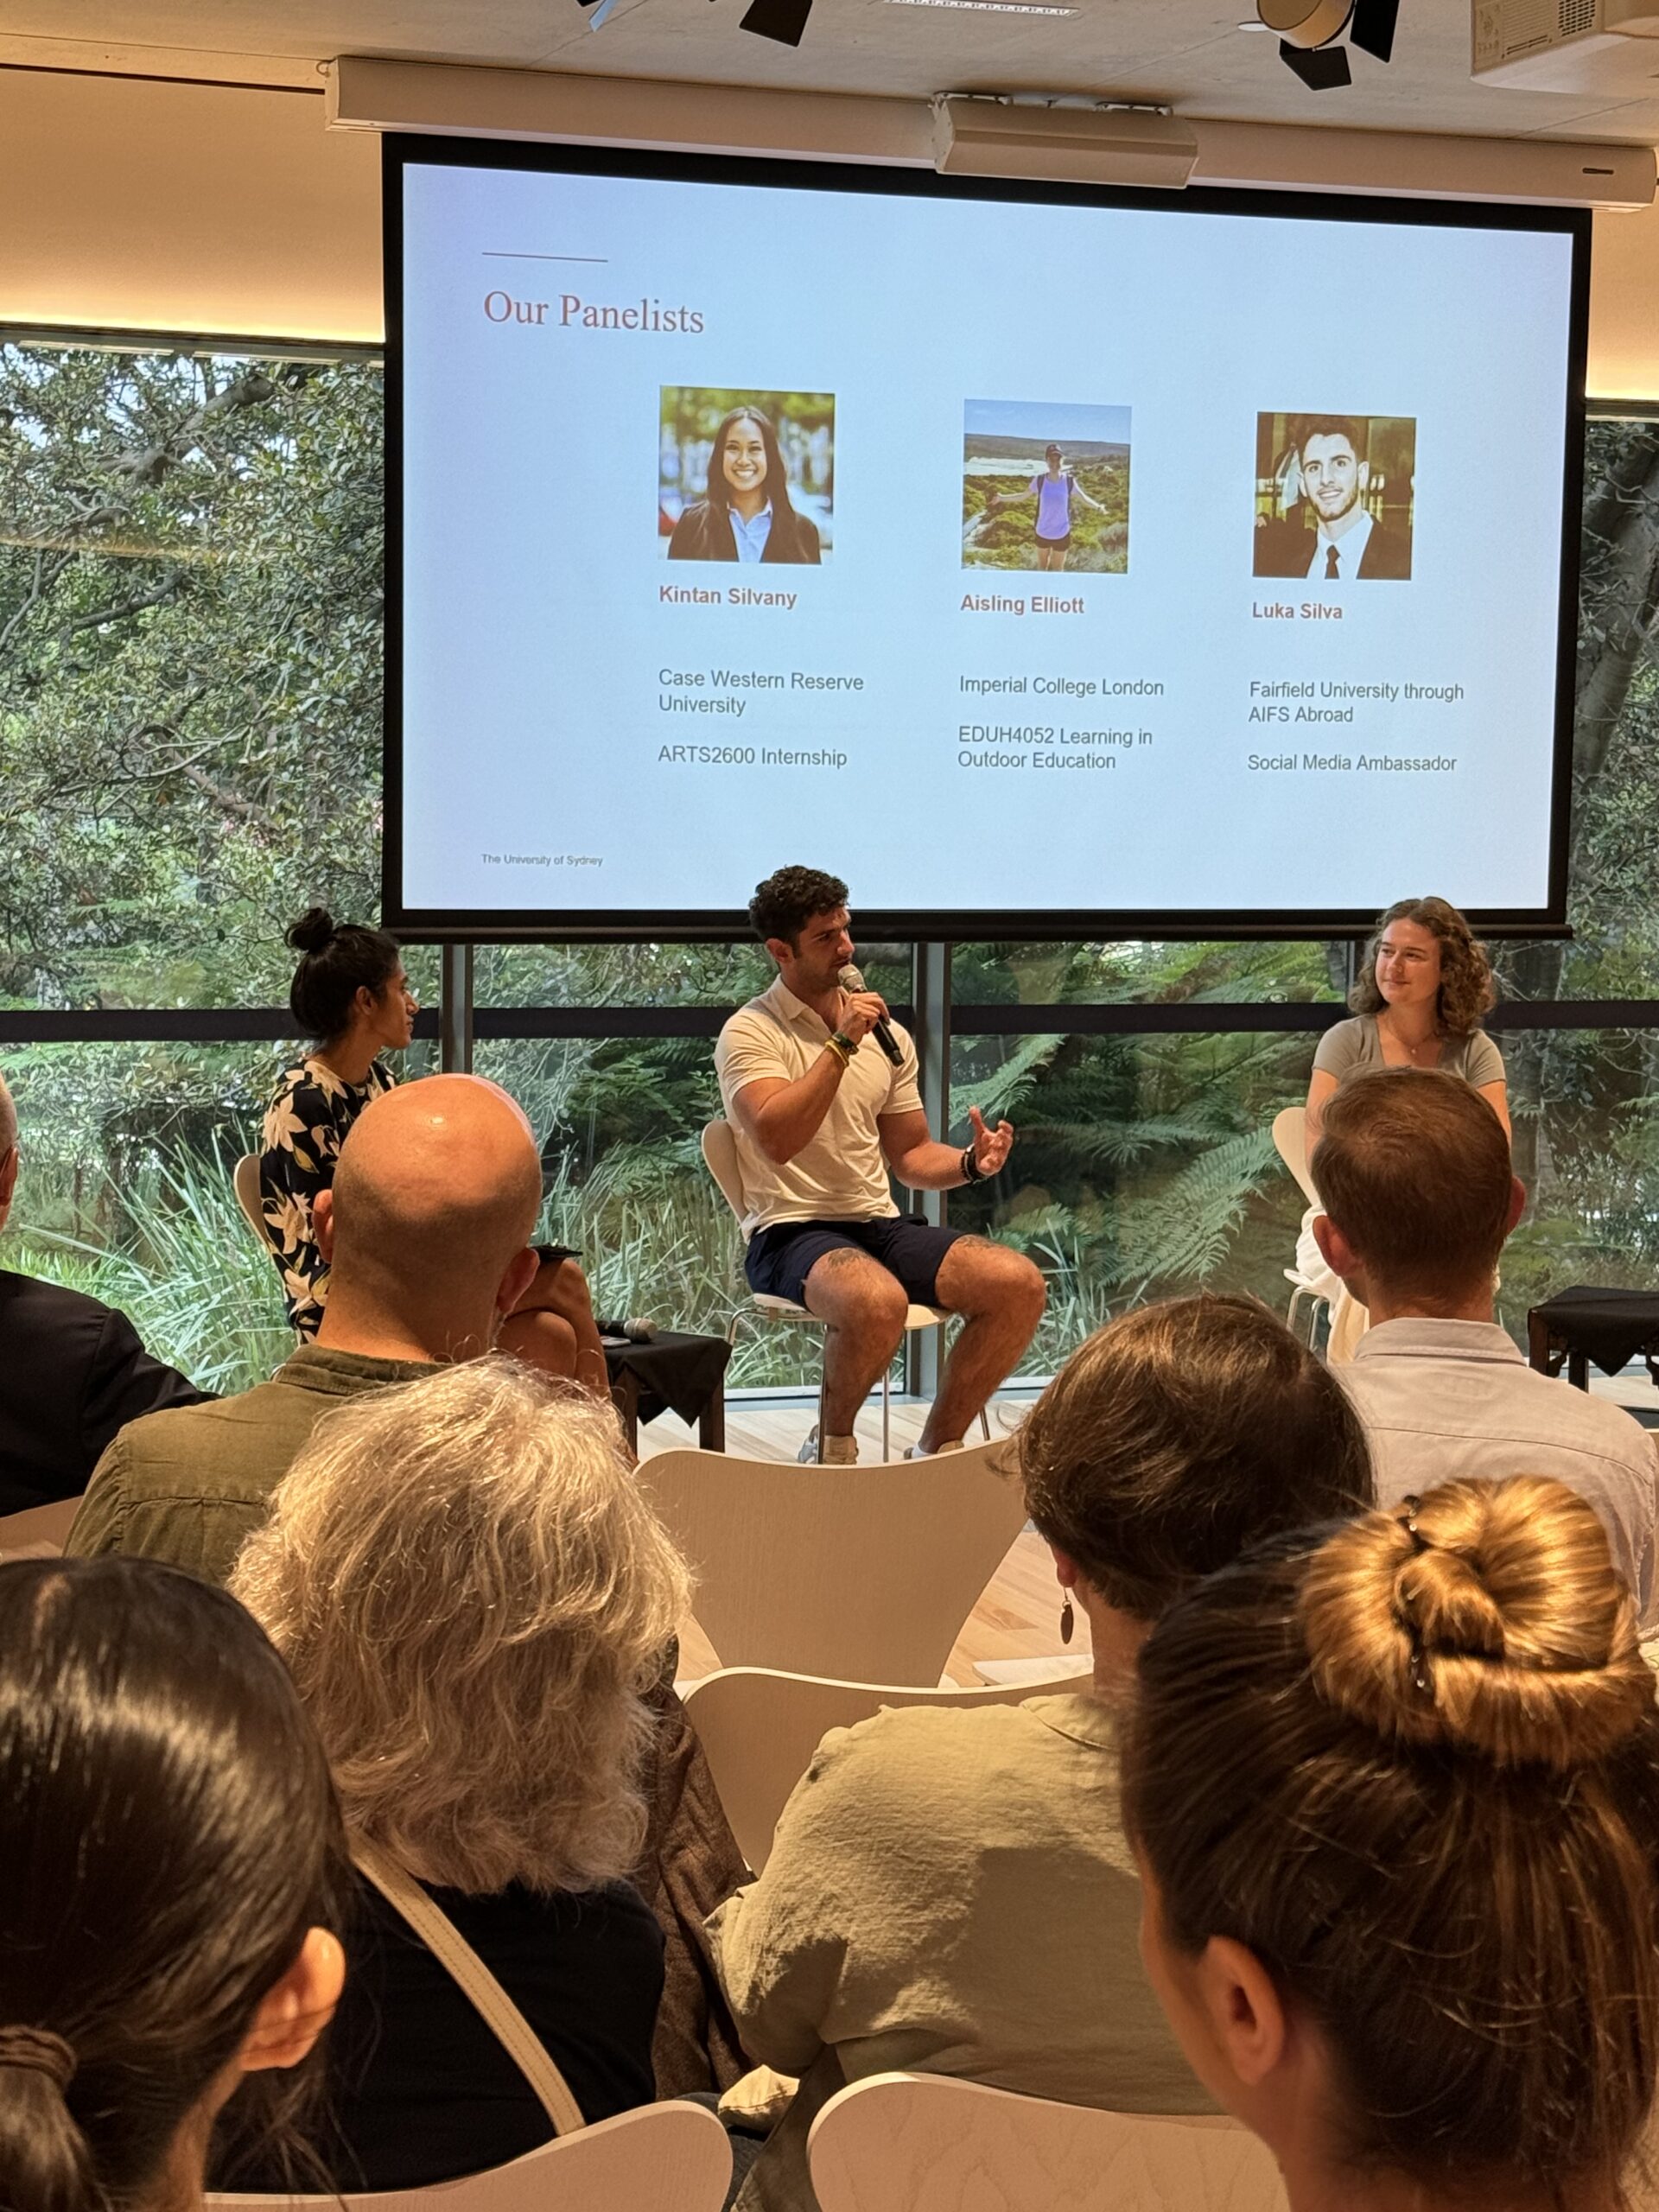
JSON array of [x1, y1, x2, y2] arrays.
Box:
[[839, 963, 904, 1067]]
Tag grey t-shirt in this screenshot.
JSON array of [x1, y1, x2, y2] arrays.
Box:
[[1313, 1014, 1505, 1090]]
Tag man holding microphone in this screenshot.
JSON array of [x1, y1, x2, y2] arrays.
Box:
[[715, 866, 1046, 1464]]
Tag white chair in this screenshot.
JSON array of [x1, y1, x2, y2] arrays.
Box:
[[0, 1495, 83, 1557], [1269, 1105, 1320, 1210], [207, 2097, 733, 2212], [1270, 1107, 1327, 1347], [640, 1437, 1027, 1686], [807, 2073, 1287, 2212], [700, 1117, 989, 1460], [233, 1152, 268, 1249], [683, 1664, 1099, 1872]]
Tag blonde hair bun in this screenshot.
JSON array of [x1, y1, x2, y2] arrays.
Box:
[[1300, 1477, 1653, 1770]]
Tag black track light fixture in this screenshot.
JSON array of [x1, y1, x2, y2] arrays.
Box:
[[1258, 0, 1399, 89], [739, 0, 815, 43]]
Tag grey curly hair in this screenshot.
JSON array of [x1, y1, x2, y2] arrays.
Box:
[[231, 1357, 691, 1895]]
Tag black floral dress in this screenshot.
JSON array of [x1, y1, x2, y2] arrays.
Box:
[[257, 1056, 396, 1335]]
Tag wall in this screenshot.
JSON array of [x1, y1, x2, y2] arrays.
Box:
[[0, 71, 380, 344], [1589, 195, 1659, 401], [1, 64, 1655, 397]]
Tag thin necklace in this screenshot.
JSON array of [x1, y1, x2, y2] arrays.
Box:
[[1382, 1010, 1440, 1061]]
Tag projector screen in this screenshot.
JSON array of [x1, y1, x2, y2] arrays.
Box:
[[385, 137, 1587, 940]]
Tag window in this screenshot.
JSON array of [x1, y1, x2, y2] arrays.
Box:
[[4, 343, 1656, 1394]]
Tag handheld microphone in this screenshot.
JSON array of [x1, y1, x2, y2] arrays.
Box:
[[839, 963, 903, 1067], [597, 1316, 658, 1344]]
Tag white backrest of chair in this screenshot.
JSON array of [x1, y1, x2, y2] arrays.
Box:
[[1269, 1107, 1320, 1211], [684, 1666, 1099, 1873], [641, 1438, 1027, 1686], [0, 1494, 83, 1558], [808, 2074, 1287, 2212], [700, 1118, 748, 1228], [232, 1153, 268, 1246], [206, 2097, 732, 2212]]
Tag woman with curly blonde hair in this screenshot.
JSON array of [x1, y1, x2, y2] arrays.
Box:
[[1297, 896, 1506, 1359], [227, 1357, 692, 2190]]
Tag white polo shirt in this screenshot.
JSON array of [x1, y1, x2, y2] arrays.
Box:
[[715, 976, 924, 1236], [1339, 1318, 1659, 1627]]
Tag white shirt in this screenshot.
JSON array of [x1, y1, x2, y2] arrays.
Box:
[[1338, 1317, 1659, 1626], [730, 501, 773, 563], [715, 976, 924, 1236], [1304, 507, 1374, 582]]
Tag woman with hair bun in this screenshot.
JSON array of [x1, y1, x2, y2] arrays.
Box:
[[258, 908, 414, 1337], [1125, 1474, 1659, 2212], [0, 1554, 346, 2212], [1297, 893, 1507, 1359], [258, 913, 602, 1390]]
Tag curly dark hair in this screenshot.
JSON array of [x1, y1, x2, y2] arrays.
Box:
[[1349, 896, 1497, 1037], [748, 866, 849, 949]]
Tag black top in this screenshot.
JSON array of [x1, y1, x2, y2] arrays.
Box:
[[226, 1872, 664, 2192], [666, 499, 822, 565], [1252, 513, 1413, 580], [0, 1268, 208, 1515]]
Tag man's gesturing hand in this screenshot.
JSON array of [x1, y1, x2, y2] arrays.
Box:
[[968, 1103, 1014, 1178]]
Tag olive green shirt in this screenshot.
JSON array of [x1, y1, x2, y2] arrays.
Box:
[[707, 1694, 1215, 2212], [64, 1343, 436, 1584]]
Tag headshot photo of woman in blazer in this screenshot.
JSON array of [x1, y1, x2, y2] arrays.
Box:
[[661, 393, 830, 565]]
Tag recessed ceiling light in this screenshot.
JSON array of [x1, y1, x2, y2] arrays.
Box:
[[887, 1, 1081, 14]]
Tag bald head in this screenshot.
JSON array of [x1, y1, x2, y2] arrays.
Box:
[[325, 1077, 543, 1330]]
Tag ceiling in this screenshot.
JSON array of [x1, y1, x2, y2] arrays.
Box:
[[6, 0, 1659, 143]]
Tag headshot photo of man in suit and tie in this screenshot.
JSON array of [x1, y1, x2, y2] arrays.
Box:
[[1252, 412, 1414, 582]]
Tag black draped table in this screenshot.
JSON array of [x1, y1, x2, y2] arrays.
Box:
[[1526, 1287, 1659, 1393], [603, 1329, 731, 1453]]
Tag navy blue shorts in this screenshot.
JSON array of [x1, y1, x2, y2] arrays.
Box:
[[745, 1216, 966, 1311]]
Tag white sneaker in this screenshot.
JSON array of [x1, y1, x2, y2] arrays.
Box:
[[905, 1439, 964, 1459], [798, 1427, 858, 1465]]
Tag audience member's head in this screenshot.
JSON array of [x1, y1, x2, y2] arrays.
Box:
[[0, 1070, 16, 1228], [284, 908, 404, 1046], [232, 1357, 690, 1895], [1350, 894, 1496, 1034], [0, 1556, 346, 2212], [1312, 1067, 1523, 1319], [313, 1075, 543, 1358], [1019, 1294, 1372, 1643], [1125, 1475, 1659, 2207]]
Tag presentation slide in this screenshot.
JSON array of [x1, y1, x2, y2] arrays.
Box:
[[391, 147, 1581, 931]]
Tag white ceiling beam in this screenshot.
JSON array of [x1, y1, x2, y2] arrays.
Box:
[[327, 55, 1655, 208]]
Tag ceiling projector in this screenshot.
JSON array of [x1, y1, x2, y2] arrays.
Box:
[[1472, 0, 1659, 91], [1257, 0, 1400, 86]]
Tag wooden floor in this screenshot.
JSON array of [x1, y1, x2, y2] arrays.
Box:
[[637, 1392, 1092, 1687]]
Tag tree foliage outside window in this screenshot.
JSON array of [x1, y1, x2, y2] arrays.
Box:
[[1, 344, 384, 1008], [2, 340, 1657, 1392]]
